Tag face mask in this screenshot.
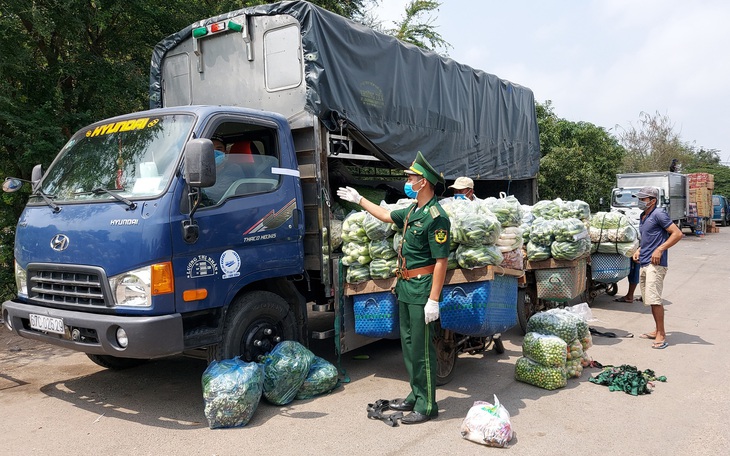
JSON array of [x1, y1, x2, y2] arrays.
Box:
[[638, 199, 653, 210], [454, 193, 467, 200], [404, 179, 423, 199], [214, 150, 226, 165]]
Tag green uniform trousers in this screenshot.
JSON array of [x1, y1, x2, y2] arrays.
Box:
[[399, 299, 438, 417]]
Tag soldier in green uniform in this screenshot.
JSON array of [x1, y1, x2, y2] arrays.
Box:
[[337, 152, 450, 424]]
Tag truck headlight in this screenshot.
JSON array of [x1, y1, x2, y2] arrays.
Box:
[[15, 261, 27, 298], [108, 262, 173, 307], [109, 267, 152, 307]]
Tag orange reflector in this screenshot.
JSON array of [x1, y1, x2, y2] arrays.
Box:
[[183, 289, 208, 302], [151, 262, 174, 295], [210, 22, 226, 33]]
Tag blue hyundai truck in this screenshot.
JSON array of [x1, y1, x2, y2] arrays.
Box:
[[2, 2, 540, 372]]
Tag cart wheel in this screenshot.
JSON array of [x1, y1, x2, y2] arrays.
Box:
[[492, 337, 505, 354], [433, 322, 458, 386], [517, 287, 537, 335], [606, 283, 618, 296]]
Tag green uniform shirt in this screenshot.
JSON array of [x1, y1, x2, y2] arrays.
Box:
[[391, 196, 451, 304]]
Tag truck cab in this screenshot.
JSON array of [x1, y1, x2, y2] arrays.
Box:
[[2, 106, 309, 367]]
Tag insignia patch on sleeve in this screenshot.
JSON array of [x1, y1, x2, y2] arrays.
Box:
[[434, 229, 448, 244]]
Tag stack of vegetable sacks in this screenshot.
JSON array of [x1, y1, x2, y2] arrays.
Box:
[[342, 201, 407, 283], [448, 199, 503, 269], [484, 196, 524, 270], [515, 309, 593, 390], [589, 212, 639, 256], [525, 199, 591, 262]]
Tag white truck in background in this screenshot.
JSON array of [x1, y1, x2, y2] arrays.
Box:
[[610, 172, 688, 228]]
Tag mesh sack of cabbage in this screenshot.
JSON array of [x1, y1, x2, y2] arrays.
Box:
[[295, 356, 339, 400], [261, 341, 315, 405], [460, 395, 514, 447], [202, 357, 264, 429]]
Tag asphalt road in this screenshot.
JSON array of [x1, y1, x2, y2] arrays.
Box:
[[2, 229, 728, 456]]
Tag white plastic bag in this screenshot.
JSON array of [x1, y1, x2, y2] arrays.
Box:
[[460, 395, 513, 447], [565, 302, 596, 322]]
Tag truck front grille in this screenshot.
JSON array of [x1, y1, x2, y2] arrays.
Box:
[[28, 265, 108, 307]]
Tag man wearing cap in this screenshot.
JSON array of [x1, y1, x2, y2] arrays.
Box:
[[449, 176, 479, 201], [337, 151, 450, 424], [633, 186, 682, 349]]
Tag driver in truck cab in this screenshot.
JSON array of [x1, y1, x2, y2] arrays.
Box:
[[203, 135, 243, 204]]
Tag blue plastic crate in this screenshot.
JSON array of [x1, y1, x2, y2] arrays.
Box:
[[439, 275, 519, 337], [353, 292, 400, 339], [591, 253, 630, 283]]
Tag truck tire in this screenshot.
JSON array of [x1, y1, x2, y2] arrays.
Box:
[[86, 354, 148, 370], [433, 322, 458, 386], [213, 290, 297, 363]]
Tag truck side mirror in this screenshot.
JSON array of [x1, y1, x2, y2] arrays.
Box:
[[31, 164, 43, 183], [184, 138, 216, 188]]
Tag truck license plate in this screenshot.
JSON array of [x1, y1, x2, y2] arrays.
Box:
[[29, 314, 65, 335]]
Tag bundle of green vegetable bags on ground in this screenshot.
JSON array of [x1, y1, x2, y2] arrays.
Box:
[[202, 357, 264, 429], [589, 212, 639, 257], [516, 308, 594, 389]]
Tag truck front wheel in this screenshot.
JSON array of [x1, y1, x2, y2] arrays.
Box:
[[214, 291, 296, 363], [86, 354, 148, 370]]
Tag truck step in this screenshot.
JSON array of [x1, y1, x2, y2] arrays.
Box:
[[183, 326, 220, 349], [311, 329, 335, 340]]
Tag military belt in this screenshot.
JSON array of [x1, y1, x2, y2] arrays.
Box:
[[396, 264, 435, 280]]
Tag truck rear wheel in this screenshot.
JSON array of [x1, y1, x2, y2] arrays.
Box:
[[86, 354, 148, 370], [213, 290, 296, 363]]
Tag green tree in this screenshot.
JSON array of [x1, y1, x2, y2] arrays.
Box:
[[385, 0, 451, 53], [536, 101, 626, 210], [616, 111, 695, 172]]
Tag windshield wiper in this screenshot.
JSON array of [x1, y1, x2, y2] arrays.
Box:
[[32, 188, 61, 213], [91, 187, 137, 210]]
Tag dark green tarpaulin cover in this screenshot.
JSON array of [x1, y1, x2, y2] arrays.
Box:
[[150, 1, 540, 181]]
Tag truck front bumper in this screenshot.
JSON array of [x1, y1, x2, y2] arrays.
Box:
[[2, 300, 184, 359]]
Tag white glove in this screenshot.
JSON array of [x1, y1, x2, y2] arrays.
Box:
[[424, 299, 440, 324], [337, 186, 362, 205]]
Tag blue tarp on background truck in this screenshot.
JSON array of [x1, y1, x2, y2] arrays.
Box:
[[149, 0, 540, 182]]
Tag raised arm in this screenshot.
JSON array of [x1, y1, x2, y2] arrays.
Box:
[[336, 186, 393, 223]]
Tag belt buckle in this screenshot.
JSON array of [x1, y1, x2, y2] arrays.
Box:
[[396, 269, 408, 280]]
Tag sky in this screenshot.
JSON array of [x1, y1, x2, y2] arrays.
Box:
[[373, 0, 730, 163]]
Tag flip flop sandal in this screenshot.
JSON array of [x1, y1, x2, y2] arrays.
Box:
[[639, 333, 657, 339], [651, 341, 668, 349]]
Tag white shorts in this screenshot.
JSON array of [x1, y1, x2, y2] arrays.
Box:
[[639, 264, 667, 306]]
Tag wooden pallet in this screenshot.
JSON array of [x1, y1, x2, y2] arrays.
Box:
[[344, 265, 524, 296]]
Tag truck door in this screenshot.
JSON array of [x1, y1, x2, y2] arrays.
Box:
[[171, 115, 304, 313]]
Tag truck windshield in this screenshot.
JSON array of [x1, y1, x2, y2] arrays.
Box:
[[33, 114, 194, 203], [612, 189, 639, 207]]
